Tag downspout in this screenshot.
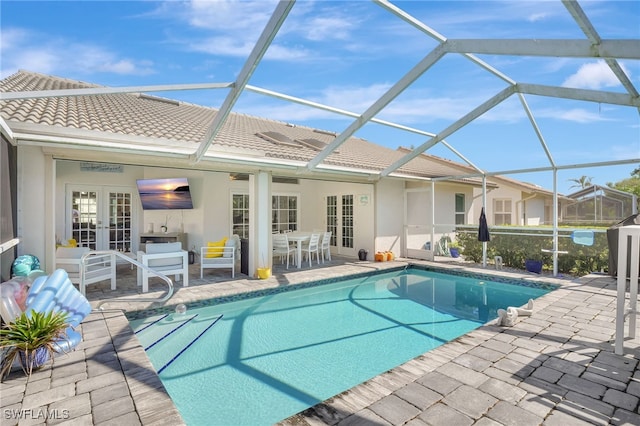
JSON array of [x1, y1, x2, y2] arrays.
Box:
[[516, 193, 538, 226]]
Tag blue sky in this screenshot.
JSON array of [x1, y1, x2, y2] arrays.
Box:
[[2, 0, 639, 194]]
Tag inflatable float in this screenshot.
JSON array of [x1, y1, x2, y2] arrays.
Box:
[[1, 269, 92, 353]]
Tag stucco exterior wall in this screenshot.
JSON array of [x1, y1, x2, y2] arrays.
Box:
[[374, 178, 404, 257], [17, 145, 48, 266]]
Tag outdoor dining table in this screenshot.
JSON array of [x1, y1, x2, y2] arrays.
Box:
[[286, 231, 312, 269]]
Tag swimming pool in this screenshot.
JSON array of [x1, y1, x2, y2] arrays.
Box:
[[128, 266, 556, 425]]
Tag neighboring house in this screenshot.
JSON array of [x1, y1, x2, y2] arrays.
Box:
[[398, 148, 560, 227], [0, 70, 560, 278], [561, 184, 638, 224]]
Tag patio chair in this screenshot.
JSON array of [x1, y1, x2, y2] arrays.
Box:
[[302, 233, 321, 267], [320, 231, 332, 263], [273, 234, 296, 269], [200, 234, 240, 278], [137, 242, 189, 293], [55, 247, 116, 296]]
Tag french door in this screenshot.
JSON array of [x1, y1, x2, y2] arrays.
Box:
[[66, 185, 136, 252], [326, 194, 355, 257]]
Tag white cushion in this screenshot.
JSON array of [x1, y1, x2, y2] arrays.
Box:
[[56, 247, 90, 273], [146, 242, 182, 253], [222, 239, 236, 258], [144, 242, 184, 268]]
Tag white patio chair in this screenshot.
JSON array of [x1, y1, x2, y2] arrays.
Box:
[[55, 247, 116, 296], [200, 235, 240, 278], [137, 242, 189, 293], [273, 234, 296, 269], [302, 233, 321, 267], [321, 231, 332, 263]]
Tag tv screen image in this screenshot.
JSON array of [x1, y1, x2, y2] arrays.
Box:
[[137, 177, 193, 210]]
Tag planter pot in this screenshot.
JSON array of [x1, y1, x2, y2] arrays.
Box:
[[525, 259, 543, 274], [450, 248, 460, 258], [358, 249, 368, 261], [257, 267, 271, 280], [18, 347, 50, 372]]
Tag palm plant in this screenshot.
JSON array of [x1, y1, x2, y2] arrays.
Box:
[[0, 310, 69, 380], [568, 175, 593, 189]]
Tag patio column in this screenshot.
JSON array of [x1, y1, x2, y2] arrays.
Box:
[[249, 171, 272, 277]]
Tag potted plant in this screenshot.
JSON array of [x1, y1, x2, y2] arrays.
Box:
[[449, 241, 461, 258], [0, 310, 69, 380], [524, 253, 543, 274]]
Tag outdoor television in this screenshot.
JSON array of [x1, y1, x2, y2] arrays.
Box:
[[136, 177, 194, 210]]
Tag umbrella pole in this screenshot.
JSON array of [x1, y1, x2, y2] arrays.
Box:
[[483, 241, 487, 268], [482, 176, 487, 268]]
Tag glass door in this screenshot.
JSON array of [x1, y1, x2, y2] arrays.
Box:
[[67, 185, 135, 252], [108, 190, 133, 252], [70, 189, 98, 249], [325, 194, 355, 257]]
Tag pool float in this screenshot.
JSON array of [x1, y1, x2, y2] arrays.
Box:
[[2, 269, 91, 353]]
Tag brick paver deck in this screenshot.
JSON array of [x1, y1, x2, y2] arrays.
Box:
[[1, 259, 638, 425]]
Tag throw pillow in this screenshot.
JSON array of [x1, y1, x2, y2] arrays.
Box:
[[205, 238, 228, 258]]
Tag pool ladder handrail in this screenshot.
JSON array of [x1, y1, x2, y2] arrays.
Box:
[[79, 250, 174, 310]]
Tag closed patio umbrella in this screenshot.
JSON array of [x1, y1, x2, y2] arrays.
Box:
[[478, 207, 490, 267], [478, 207, 490, 242]]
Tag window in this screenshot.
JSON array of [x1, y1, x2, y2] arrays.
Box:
[[494, 199, 512, 225], [272, 195, 298, 233], [455, 193, 465, 225], [231, 193, 300, 236], [232, 194, 250, 238]]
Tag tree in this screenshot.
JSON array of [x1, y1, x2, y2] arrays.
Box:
[[607, 167, 640, 199], [568, 175, 593, 189]]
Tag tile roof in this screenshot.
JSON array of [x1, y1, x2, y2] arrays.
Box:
[[0, 70, 481, 181]]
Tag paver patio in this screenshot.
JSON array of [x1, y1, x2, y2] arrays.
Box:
[[1, 258, 638, 425]]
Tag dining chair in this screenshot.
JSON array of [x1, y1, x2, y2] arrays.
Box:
[[273, 233, 296, 269], [302, 233, 321, 267], [321, 231, 332, 263]]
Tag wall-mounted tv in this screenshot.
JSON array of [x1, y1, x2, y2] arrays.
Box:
[[137, 177, 194, 210]]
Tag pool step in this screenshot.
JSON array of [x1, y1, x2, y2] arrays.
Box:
[[134, 313, 199, 351], [134, 313, 224, 374], [157, 314, 224, 374]]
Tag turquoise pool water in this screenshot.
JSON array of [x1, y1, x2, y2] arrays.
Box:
[[128, 267, 554, 425]]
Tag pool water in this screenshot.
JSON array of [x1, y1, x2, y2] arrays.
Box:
[[129, 268, 553, 425]]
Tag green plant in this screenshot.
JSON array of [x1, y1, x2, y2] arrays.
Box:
[[0, 310, 69, 380]]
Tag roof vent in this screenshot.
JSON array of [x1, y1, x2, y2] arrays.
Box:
[[256, 131, 300, 148], [138, 93, 180, 106], [296, 138, 339, 153], [313, 129, 336, 136]]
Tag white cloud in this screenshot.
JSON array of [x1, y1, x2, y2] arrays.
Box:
[[538, 107, 613, 124], [527, 13, 549, 22], [0, 26, 155, 77], [562, 61, 629, 90], [303, 15, 355, 42]]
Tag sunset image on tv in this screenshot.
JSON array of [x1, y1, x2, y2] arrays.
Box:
[[137, 178, 193, 210]]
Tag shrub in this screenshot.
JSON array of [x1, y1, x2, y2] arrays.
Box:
[[454, 226, 609, 276]]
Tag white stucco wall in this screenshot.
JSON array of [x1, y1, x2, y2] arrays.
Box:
[[17, 146, 48, 266], [375, 178, 404, 257]]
